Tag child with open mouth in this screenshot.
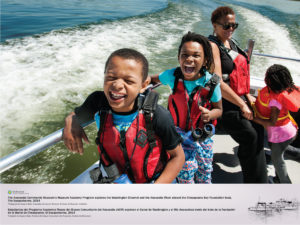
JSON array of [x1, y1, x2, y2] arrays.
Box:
[[151, 32, 222, 184]]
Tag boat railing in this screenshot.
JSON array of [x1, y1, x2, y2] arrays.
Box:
[[0, 120, 95, 173], [252, 51, 300, 62], [244, 39, 300, 63], [1, 40, 300, 174]]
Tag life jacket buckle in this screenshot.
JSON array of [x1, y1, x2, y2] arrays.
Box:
[[143, 105, 151, 113], [124, 162, 131, 170], [149, 141, 157, 149]]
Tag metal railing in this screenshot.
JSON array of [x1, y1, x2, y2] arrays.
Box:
[[252, 52, 300, 62], [1, 39, 300, 174], [0, 120, 95, 173], [245, 39, 300, 63]]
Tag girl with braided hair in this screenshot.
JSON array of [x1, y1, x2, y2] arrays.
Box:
[[150, 32, 222, 183], [248, 64, 300, 183]]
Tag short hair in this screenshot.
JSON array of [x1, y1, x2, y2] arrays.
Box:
[[211, 6, 235, 24], [178, 32, 215, 74], [265, 64, 299, 93], [104, 48, 149, 82]]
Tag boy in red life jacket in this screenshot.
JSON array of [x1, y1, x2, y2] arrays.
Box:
[[62, 48, 185, 183], [150, 32, 223, 184], [246, 64, 300, 183]]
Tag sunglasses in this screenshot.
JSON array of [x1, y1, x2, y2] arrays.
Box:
[[217, 22, 239, 30]]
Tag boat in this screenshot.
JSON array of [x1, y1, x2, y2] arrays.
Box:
[[248, 202, 273, 212], [0, 40, 300, 184], [249, 198, 299, 212], [282, 198, 299, 210]]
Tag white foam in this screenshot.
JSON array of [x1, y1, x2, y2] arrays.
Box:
[[232, 5, 300, 84], [231, 0, 300, 14]]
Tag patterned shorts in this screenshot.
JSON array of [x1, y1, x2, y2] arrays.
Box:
[[176, 127, 213, 184]]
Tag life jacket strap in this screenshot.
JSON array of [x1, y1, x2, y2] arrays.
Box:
[[205, 73, 221, 101], [208, 35, 247, 61], [142, 90, 159, 149], [172, 67, 183, 94], [119, 137, 136, 183]]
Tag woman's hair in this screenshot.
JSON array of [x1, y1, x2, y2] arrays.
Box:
[[211, 6, 235, 24], [178, 32, 215, 74], [265, 64, 299, 93]]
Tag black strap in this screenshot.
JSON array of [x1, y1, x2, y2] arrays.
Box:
[[172, 67, 183, 94], [205, 73, 221, 101], [95, 95, 113, 166], [230, 38, 239, 51], [119, 137, 136, 183], [142, 90, 159, 149], [208, 35, 224, 50], [208, 35, 248, 62], [95, 94, 110, 144]]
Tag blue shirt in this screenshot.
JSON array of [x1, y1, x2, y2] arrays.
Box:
[[95, 111, 138, 138], [159, 68, 222, 102]]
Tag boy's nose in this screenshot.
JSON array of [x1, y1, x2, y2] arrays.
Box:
[[113, 79, 124, 89]]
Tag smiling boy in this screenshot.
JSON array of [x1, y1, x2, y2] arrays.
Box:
[[63, 48, 185, 183]]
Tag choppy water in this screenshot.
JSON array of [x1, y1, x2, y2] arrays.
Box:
[[1, 0, 300, 183]]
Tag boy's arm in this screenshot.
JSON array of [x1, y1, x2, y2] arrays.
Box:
[[154, 144, 185, 184], [63, 112, 89, 155], [62, 91, 103, 154]]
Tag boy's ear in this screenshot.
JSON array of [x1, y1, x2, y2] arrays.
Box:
[[140, 76, 150, 93]]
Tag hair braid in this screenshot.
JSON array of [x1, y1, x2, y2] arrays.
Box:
[[265, 64, 299, 93]]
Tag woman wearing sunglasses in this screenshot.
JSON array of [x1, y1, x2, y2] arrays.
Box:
[[208, 6, 268, 183]]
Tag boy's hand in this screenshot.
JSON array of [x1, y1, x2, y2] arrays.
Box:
[[199, 106, 211, 123], [63, 112, 89, 155]]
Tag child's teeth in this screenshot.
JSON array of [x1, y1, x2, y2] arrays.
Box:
[[112, 93, 124, 98]]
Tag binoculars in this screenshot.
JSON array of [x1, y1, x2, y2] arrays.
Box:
[[182, 124, 215, 146], [89, 163, 132, 184]]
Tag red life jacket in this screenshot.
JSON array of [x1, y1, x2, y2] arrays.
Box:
[[168, 67, 220, 131], [95, 90, 169, 183], [253, 86, 300, 127], [208, 36, 250, 96]]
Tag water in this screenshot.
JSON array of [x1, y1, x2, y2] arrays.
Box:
[[248, 208, 300, 223], [1, 0, 300, 183]]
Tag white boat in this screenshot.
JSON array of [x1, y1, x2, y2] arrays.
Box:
[[249, 198, 299, 212], [0, 40, 300, 184], [248, 202, 273, 212], [283, 198, 299, 210]]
